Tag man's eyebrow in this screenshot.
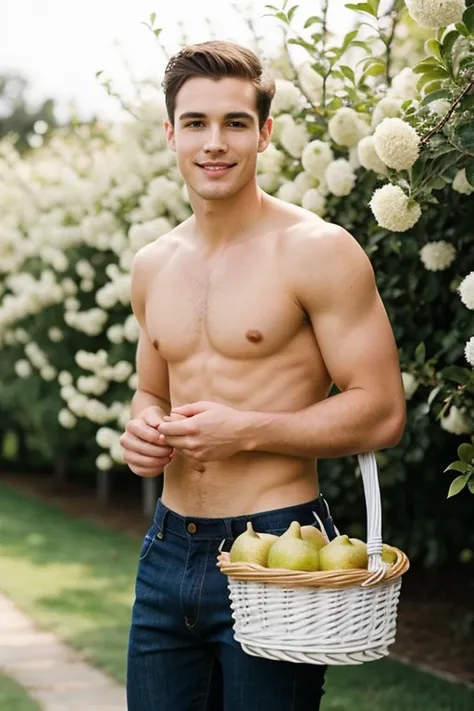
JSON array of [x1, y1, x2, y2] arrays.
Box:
[[178, 111, 255, 122]]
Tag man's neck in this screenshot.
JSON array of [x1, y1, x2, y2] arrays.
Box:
[[188, 179, 267, 250]]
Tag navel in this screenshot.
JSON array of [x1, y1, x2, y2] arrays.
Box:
[[246, 329, 263, 343]]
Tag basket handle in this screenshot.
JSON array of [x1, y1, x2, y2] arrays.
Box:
[[358, 452, 384, 575]]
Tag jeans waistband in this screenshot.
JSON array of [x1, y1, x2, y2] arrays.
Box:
[[153, 496, 332, 541]]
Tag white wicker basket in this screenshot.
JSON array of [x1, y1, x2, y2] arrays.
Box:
[[217, 452, 410, 665]]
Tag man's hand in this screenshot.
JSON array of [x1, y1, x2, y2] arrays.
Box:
[[157, 401, 248, 461], [120, 406, 174, 477]]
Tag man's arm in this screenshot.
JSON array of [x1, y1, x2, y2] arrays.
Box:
[[242, 225, 406, 458]]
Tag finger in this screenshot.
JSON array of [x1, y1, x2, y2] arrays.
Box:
[[159, 435, 194, 450], [126, 420, 162, 445], [122, 450, 172, 470], [171, 402, 208, 417], [142, 406, 168, 428], [120, 433, 173, 458], [158, 420, 195, 436]]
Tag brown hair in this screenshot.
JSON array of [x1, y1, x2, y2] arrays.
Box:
[[162, 40, 275, 129]]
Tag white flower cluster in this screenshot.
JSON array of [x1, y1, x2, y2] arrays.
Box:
[[440, 406, 472, 435], [271, 79, 303, 114], [328, 108, 369, 148], [64, 307, 108, 336], [402, 372, 419, 400], [405, 0, 465, 30], [452, 169, 474, 195], [0, 271, 64, 338], [419, 241, 456, 271], [458, 272, 474, 310], [465, 336, 474, 368], [369, 184, 422, 231], [325, 159, 357, 197], [374, 118, 420, 171]]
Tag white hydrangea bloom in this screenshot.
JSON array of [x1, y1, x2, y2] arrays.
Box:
[[85, 399, 110, 424], [420, 241, 456, 271], [369, 184, 422, 231], [61, 278, 78, 296], [440, 406, 472, 435], [14, 328, 28, 343], [107, 324, 124, 344], [430, 99, 451, 116], [297, 62, 323, 103], [272, 79, 303, 114], [277, 181, 301, 205], [328, 108, 369, 147], [357, 136, 389, 175], [14, 359, 32, 378], [257, 173, 282, 193], [279, 120, 310, 158], [302, 189, 327, 216], [58, 408, 77, 429], [117, 405, 131, 430], [402, 372, 419, 400], [294, 171, 318, 193], [128, 372, 139, 390], [386, 68, 419, 101], [465, 336, 474, 368], [257, 144, 285, 174], [405, 0, 465, 29], [96, 427, 117, 449], [123, 314, 139, 342], [374, 118, 420, 171], [60, 385, 76, 401], [348, 146, 361, 170], [96, 453, 113, 471], [58, 371, 73, 386], [48, 327, 63, 342], [301, 141, 334, 179], [325, 159, 356, 196], [113, 360, 134, 382], [452, 169, 474, 195], [75, 259, 95, 280], [40, 366, 57, 381], [272, 114, 294, 143], [458, 272, 474, 310]]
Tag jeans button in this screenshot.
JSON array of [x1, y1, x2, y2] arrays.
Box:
[[187, 522, 197, 534]]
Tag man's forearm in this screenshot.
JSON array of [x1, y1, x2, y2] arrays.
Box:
[[242, 388, 405, 458], [131, 389, 171, 419]]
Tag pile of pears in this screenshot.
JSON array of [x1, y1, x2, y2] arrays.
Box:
[[229, 521, 397, 572]]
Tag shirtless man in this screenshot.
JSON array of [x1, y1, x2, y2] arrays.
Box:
[[122, 40, 406, 711]]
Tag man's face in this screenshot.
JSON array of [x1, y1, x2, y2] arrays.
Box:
[[164, 76, 272, 201]]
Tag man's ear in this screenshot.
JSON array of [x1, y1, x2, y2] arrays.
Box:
[[164, 120, 176, 152], [257, 116, 273, 153]]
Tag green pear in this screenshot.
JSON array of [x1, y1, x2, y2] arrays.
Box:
[[382, 544, 398, 564], [319, 535, 368, 571], [301, 525, 327, 552], [257, 532, 279, 543], [350, 538, 368, 555], [267, 521, 320, 571], [229, 522, 274, 566]]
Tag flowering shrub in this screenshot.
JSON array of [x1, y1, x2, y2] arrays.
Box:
[[0, 0, 473, 562]]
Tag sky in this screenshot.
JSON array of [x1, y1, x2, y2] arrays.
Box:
[[0, 0, 354, 121]]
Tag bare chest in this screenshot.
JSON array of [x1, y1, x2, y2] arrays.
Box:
[[146, 245, 306, 362]]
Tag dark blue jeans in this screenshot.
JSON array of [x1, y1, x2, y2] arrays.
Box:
[[127, 496, 338, 711]]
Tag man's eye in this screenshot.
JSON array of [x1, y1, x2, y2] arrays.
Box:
[[186, 121, 204, 128], [229, 122, 245, 128]]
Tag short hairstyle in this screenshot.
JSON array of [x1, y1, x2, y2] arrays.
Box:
[[162, 40, 275, 129]]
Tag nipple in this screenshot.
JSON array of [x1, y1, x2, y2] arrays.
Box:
[[152, 340, 159, 350], [246, 329, 263, 343]]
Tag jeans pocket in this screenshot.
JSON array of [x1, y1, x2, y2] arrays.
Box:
[[139, 523, 158, 561]]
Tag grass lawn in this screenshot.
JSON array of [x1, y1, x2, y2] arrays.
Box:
[[1, 480, 473, 710], [0, 673, 42, 711]]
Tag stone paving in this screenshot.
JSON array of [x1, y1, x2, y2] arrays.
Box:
[[0, 592, 127, 710]]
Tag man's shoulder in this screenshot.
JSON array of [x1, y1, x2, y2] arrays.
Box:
[[132, 221, 192, 275]]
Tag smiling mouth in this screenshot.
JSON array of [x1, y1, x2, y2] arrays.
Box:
[[197, 163, 237, 174]]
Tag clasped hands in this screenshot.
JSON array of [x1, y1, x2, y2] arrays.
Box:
[[158, 401, 249, 462]]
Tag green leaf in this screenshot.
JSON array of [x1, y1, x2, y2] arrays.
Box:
[[441, 365, 470, 385], [363, 64, 386, 78], [345, 2, 376, 16], [469, 478, 474, 495], [466, 162, 474, 187], [413, 57, 442, 74], [287, 4, 298, 22], [455, 22, 470, 37], [463, 5, 474, 33], [441, 29, 459, 56], [415, 342, 426, 364], [339, 65, 356, 83], [275, 11, 289, 23], [304, 15, 321, 28], [420, 89, 451, 106], [341, 29, 359, 52], [444, 461, 470, 474], [425, 39, 443, 61], [150, 12, 156, 26], [456, 123, 474, 153], [458, 443, 474, 464], [448, 474, 469, 498]]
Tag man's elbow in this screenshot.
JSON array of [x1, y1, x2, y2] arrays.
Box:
[[381, 406, 406, 448]]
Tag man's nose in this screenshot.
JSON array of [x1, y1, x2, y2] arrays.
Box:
[[203, 127, 227, 153]]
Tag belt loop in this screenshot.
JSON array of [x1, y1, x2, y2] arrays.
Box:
[[154, 500, 168, 539]]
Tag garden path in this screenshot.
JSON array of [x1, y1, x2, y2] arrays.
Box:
[[0, 593, 127, 711]]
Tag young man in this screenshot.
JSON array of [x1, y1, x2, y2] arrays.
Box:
[[122, 40, 406, 711]]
